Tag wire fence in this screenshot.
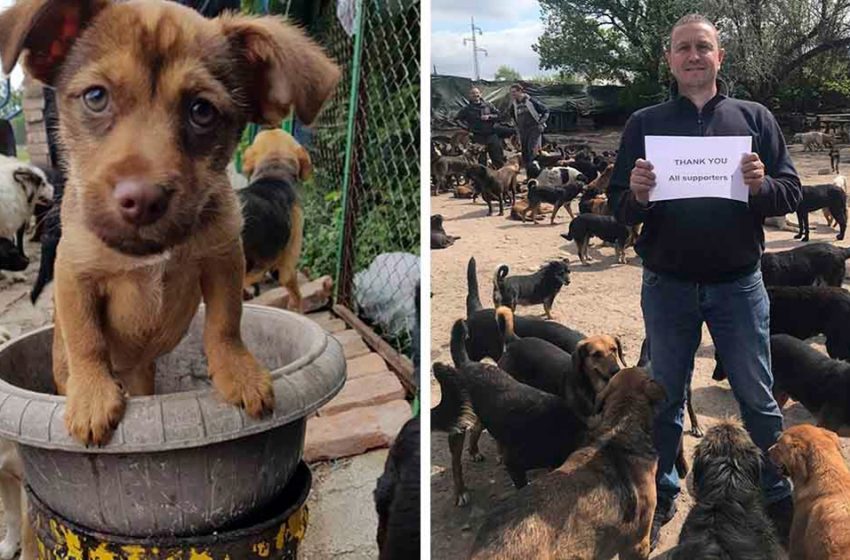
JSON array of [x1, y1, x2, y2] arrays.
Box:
[[240, 0, 421, 357]]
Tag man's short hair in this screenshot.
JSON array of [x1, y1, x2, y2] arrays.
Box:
[[509, 83, 523, 92], [669, 14, 720, 47]]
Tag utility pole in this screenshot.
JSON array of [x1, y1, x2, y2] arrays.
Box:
[[463, 16, 487, 81]]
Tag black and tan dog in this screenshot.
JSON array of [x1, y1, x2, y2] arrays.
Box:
[[470, 367, 664, 560], [761, 242, 850, 287], [492, 259, 570, 319], [562, 214, 635, 266], [430, 214, 460, 249], [238, 129, 309, 306], [795, 183, 847, 241], [521, 179, 585, 224], [465, 257, 584, 361], [448, 319, 589, 489], [669, 419, 780, 560], [769, 334, 850, 435]]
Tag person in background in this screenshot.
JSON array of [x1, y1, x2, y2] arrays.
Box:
[[455, 87, 505, 168], [508, 83, 549, 174]]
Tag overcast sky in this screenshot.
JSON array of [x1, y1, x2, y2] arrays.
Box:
[[431, 0, 552, 81], [0, 0, 23, 88]]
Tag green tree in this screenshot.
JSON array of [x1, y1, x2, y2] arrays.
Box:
[[494, 65, 522, 81], [534, 0, 696, 87]]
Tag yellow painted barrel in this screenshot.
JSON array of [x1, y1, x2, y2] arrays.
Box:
[[29, 463, 311, 560]]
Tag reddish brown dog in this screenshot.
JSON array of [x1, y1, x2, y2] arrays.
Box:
[[769, 424, 850, 560], [0, 0, 340, 446]]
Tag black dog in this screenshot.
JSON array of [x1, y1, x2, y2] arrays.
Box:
[[492, 259, 570, 319], [465, 257, 584, 361], [795, 183, 847, 241], [0, 238, 29, 272], [770, 334, 850, 435], [374, 415, 420, 558], [495, 306, 574, 398], [431, 362, 480, 507], [761, 242, 850, 287], [448, 319, 588, 489], [669, 420, 780, 560], [30, 167, 66, 304], [562, 214, 633, 266], [714, 285, 850, 381], [430, 214, 460, 249], [522, 179, 584, 224]]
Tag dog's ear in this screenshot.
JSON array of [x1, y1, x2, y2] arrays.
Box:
[[241, 142, 258, 178], [0, 0, 109, 84], [219, 15, 340, 126], [297, 144, 313, 181], [572, 340, 589, 378], [12, 168, 40, 201], [614, 336, 628, 368]]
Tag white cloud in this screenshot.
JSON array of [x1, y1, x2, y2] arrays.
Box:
[[432, 0, 540, 23], [431, 21, 551, 80]]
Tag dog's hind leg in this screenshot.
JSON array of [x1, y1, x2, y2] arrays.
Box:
[[794, 211, 804, 239], [504, 458, 529, 489], [543, 296, 554, 320], [467, 419, 485, 462], [686, 385, 703, 438], [566, 202, 575, 219], [550, 201, 562, 224], [448, 432, 469, 507]]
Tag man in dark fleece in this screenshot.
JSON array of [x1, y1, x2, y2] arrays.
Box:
[[508, 84, 549, 173], [455, 87, 506, 168], [608, 13, 801, 552]]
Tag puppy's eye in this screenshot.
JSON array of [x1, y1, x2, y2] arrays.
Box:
[[189, 98, 219, 129], [82, 87, 109, 112]]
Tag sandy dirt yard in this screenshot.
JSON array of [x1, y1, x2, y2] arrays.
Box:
[[429, 128, 850, 559]]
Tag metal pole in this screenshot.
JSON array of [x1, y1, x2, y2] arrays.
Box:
[[334, 0, 366, 305]]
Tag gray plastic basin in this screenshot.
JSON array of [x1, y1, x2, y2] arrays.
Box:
[[0, 305, 346, 537]]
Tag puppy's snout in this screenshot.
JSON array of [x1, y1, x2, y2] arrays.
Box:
[[114, 180, 170, 226]]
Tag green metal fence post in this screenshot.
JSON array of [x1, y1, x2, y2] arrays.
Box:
[[334, 0, 366, 307]]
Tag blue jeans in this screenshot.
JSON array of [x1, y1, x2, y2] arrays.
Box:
[[641, 267, 791, 505]]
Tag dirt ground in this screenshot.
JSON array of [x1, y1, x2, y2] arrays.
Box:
[[429, 128, 850, 559]]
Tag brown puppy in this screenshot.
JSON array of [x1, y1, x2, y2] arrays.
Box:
[[769, 424, 850, 560], [470, 367, 663, 560], [0, 0, 340, 446], [239, 129, 309, 307]]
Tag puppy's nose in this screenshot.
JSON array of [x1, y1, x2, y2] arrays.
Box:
[[114, 180, 170, 226]]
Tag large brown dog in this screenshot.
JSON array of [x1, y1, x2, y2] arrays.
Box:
[[769, 424, 850, 559], [0, 0, 339, 446], [470, 367, 663, 560]]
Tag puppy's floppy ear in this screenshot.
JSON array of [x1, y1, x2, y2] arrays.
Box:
[[0, 0, 109, 84], [242, 142, 257, 178], [297, 145, 313, 181], [615, 336, 628, 368], [220, 15, 341, 126], [572, 339, 589, 378]]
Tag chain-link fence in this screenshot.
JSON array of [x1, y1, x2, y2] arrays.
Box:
[[239, 0, 421, 357]]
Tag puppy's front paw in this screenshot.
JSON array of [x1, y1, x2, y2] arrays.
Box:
[[211, 352, 275, 417], [455, 491, 470, 507], [64, 375, 126, 446]]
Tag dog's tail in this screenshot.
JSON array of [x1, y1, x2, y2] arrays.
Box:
[[563, 220, 575, 241], [492, 264, 509, 306], [466, 257, 483, 315], [527, 179, 538, 193], [450, 319, 471, 368], [495, 306, 518, 343]]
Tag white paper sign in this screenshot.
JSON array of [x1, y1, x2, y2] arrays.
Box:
[[645, 136, 752, 203]]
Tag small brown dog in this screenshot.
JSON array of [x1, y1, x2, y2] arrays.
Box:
[[470, 367, 663, 560], [239, 129, 310, 306], [0, 0, 339, 446], [769, 424, 850, 560]]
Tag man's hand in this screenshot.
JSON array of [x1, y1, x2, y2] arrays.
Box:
[[630, 159, 656, 204], [741, 153, 766, 195]]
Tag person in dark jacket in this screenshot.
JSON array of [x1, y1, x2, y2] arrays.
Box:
[[455, 87, 505, 167], [509, 84, 549, 174], [607, 14, 801, 551]]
